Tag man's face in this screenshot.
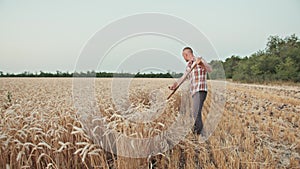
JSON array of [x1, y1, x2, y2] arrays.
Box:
[[182, 49, 192, 62]]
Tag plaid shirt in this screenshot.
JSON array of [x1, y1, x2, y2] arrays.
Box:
[[186, 57, 208, 96]]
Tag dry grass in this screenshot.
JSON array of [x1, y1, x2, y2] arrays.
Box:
[[0, 78, 299, 169]]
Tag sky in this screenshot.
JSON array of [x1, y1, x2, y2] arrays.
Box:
[[0, 0, 300, 73]]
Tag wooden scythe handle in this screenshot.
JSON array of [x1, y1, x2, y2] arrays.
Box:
[[167, 61, 198, 100]]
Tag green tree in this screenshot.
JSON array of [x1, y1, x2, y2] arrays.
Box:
[[223, 55, 241, 78], [276, 57, 299, 82]]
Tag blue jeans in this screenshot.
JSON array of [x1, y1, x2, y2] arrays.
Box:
[[192, 91, 207, 135]]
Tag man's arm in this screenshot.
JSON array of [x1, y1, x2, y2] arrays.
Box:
[[168, 61, 196, 91], [196, 57, 213, 72], [167, 70, 190, 99], [168, 70, 188, 90]]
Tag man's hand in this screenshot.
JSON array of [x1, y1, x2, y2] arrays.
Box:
[[195, 57, 203, 65], [168, 82, 178, 90]]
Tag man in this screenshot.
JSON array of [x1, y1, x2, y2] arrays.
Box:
[[169, 47, 212, 136]]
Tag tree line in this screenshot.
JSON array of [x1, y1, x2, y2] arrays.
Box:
[[210, 34, 300, 83], [0, 70, 183, 78]]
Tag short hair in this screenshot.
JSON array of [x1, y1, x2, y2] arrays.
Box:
[[183, 47, 193, 54]]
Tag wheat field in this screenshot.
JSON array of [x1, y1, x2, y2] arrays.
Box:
[[0, 78, 299, 169]]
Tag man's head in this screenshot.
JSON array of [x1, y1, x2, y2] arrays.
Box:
[[182, 47, 194, 62]]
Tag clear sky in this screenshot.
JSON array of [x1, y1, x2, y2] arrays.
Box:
[[1, 0, 300, 73]]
